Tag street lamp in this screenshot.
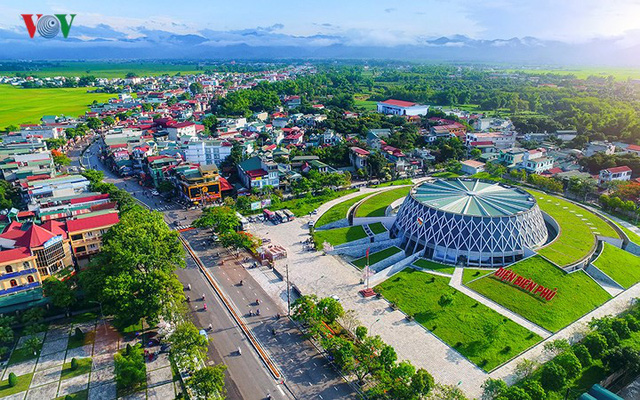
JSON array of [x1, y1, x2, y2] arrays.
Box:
[[370, 318, 381, 335]]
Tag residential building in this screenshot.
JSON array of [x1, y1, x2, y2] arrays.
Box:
[[584, 141, 616, 157], [460, 160, 485, 175], [499, 148, 526, 167], [237, 156, 280, 190], [367, 129, 391, 149], [167, 121, 197, 141], [67, 213, 120, 264], [0, 247, 41, 308], [522, 149, 555, 174], [465, 132, 516, 149], [599, 166, 632, 186], [172, 164, 228, 204], [350, 147, 370, 170], [19, 125, 64, 140], [376, 99, 429, 116], [184, 140, 233, 166], [625, 144, 640, 156]]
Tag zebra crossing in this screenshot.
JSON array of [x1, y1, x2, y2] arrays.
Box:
[[173, 224, 192, 231], [153, 205, 173, 211]]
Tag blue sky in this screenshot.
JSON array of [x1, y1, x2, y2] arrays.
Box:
[[1, 0, 639, 49]]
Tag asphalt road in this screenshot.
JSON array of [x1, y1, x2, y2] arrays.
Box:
[[74, 140, 356, 400]]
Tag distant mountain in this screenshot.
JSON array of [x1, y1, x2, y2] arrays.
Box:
[[0, 26, 637, 66]]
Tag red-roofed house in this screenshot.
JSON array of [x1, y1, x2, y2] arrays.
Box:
[[167, 121, 196, 140], [377, 99, 429, 116], [67, 213, 120, 262], [626, 144, 640, 156], [599, 166, 632, 185], [350, 147, 370, 170]]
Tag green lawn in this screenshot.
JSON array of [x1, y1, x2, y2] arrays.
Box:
[[355, 187, 410, 217], [371, 179, 413, 188], [315, 193, 370, 228], [0, 372, 33, 397], [431, 171, 461, 178], [462, 268, 496, 284], [368, 222, 387, 235], [314, 226, 367, 249], [413, 259, 456, 275], [352, 247, 402, 269], [616, 222, 640, 246], [271, 189, 357, 217], [61, 358, 93, 380], [528, 189, 619, 266], [467, 256, 612, 332], [0, 85, 115, 128], [55, 389, 88, 400], [593, 243, 640, 289], [8, 340, 43, 365], [68, 329, 96, 350], [375, 269, 542, 370]]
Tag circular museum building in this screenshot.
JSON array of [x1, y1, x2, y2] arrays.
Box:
[[390, 179, 548, 267]]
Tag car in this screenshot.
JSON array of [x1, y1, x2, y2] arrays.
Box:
[[199, 329, 208, 339], [151, 190, 160, 196]]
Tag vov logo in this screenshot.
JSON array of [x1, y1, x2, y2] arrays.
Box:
[[21, 14, 76, 39]]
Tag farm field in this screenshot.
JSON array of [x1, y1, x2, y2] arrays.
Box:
[[466, 256, 612, 332], [313, 225, 367, 249], [375, 269, 542, 371], [0, 84, 115, 128], [504, 66, 640, 81], [527, 189, 619, 266], [3, 61, 203, 78], [315, 193, 370, 228], [352, 246, 401, 269], [592, 243, 640, 289], [354, 186, 410, 217], [413, 259, 456, 275]]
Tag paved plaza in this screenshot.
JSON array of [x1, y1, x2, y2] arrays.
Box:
[[0, 320, 181, 400], [245, 186, 640, 398]]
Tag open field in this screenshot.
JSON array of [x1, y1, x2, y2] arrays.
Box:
[[354, 186, 410, 217], [466, 256, 611, 332], [352, 246, 401, 269], [3, 61, 203, 78], [527, 189, 619, 266], [0, 84, 115, 128], [368, 222, 387, 234], [413, 259, 456, 275], [315, 193, 370, 228], [592, 243, 640, 289], [313, 225, 367, 249], [375, 269, 542, 371], [505, 67, 640, 81], [462, 268, 496, 284]]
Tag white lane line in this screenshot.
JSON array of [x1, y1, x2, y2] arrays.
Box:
[[277, 386, 285, 396]]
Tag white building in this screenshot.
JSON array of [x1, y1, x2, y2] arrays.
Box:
[[184, 140, 233, 166], [167, 122, 197, 141], [599, 166, 632, 185], [584, 141, 616, 157], [20, 125, 63, 140], [460, 160, 485, 175], [377, 99, 429, 116], [465, 132, 516, 149]]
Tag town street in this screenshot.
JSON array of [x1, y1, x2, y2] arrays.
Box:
[[72, 139, 356, 399]]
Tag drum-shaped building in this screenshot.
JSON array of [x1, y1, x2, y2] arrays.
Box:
[[390, 179, 548, 267]]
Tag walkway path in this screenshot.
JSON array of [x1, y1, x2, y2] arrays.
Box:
[[449, 268, 552, 339], [584, 269, 624, 297]]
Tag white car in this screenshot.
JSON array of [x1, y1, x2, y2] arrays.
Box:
[[151, 190, 159, 196]]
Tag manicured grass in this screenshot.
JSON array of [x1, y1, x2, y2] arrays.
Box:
[[314, 226, 367, 249], [528, 189, 619, 266], [467, 256, 612, 332], [120, 320, 144, 335], [8, 341, 42, 365], [315, 193, 370, 228], [413, 259, 456, 275], [272, 189, 357, 217], [371, 179, 413, 188], [352, 247, 402, 269], [355, 187, 410, 217], [462, 268, 496, 284], [61, 358, 93, 380], [592, 243, 640, 289], [68, 329, 96, 350], [375, 269, 542, 370], [368, 222, 387, 235], [431, 171, 461, 178], [0, 85, 115, 128], [0, 372, 33, 397], [55, 389, 88, 400], [617, 222, 640, 246]]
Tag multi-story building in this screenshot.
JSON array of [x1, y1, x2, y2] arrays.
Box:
[[172, 164, 226, 204], [237, 156, 280, 190], [184, 140, 233, 166], [376, 99, 429, 116], [599, 166, 632, 186], [521, 149, 554, 174], [0, 247, 41, 302], [67, 213, 120, 264], [584, 141, 616, 157]]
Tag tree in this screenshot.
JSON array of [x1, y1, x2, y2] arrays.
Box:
[[71, 357, 78, 370], [603, 346, 640, 373], [353, 335, 386, 383], [438, 293, 454, 307], [4, 124, 18, 133], [81, 169, 104, 185], [193, 206, 239, 234], [355, 325, 368, 341], [540, 362, 566, 392], [168, 322, 209, 372], [8, 372, 17, 387], [157, 180, 175, 194], [555, 350, 582, 380], [189, 365, 227, 399], [291, 295, 319, 325], [114, 345, 146, 393], [190, 82, 204, 94], [80, 207, 185, 327], [514, 359, 538, 380], [51, 149, 71, 166], [470, 148, 482, 160], [482, 378, 507, 400], [521, 380, 545, 400], [86, 117, 102, 131], [317, 297, 344, 324], [323, 336, 355, 373], [573, 344, 592, 367], [583, 332, 607, 359], [500, 386, 532, 400], [43, 277, 74, 310], [102, 116, 115, 127], [410, 368, 434, 398], [543, 339, 570, 357]]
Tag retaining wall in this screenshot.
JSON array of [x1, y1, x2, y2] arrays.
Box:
[[330, 238, 402, 257], [585, 264, 624, 291]]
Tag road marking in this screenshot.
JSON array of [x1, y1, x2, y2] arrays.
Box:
[[308, 382, 312, 386], [319, 396, 323, 399], [334, 387, 338, 391], [277, 386, 285, 396]]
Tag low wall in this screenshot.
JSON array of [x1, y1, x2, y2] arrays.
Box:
[[352, 215, 396, 228], [315, 218, 350, 231], [330, 238, 401, 257], [368, 253, 421, 287], [626, 241, 640, 257], [598, 236, 624, 248], [373, 231, 390, 242], [369, 250, 407, 273]]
